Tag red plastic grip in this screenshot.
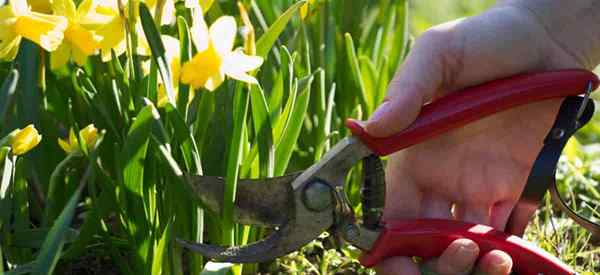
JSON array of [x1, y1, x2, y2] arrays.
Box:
[[359, 219, 575, 275], [347, 69, 599, 156]]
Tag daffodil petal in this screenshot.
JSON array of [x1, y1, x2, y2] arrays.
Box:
[[204, 71, 224, 91], [15, 12, 68, 52], [223, 50, 263, 72], [11, 0, 29, 16], [223, 67, 258, 84], [11, 124, 42, 155], [160, 0, 176, 25], [209, 16, 236, 55], [190, 7, 209, 51], [58, 138, 72, 153], [76, 0, 95, 21], [72, 46, 88, 66], [50, 43, 71, 70], [80, 124, 98, 148], [67, 129, 77, 146], [52, 0, 77, 19], [162, 35, 180, 61], [0, 36, 21, 61]]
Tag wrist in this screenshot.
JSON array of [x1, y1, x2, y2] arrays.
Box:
[[500, 0, 600, 69]]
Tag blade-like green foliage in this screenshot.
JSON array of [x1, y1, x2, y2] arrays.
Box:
[[256, 1, 306, 58], [0, 70, 18, 126], [0, 0, 597, 274], [140, 3, 176, 106]]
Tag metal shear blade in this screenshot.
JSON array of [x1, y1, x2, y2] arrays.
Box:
[[178, 137, 373, 263], [185, 173, 300, 226]]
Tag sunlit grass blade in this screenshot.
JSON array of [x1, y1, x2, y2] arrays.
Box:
[[274, 73, 315, 176], [344, 33, 371, 115], [250, 85, 274, 177], [222, 84, 249, 245], [140, 3, 176, 106], [177, 16, 192, 117], [151, 220, 172, 275], [388, 0, 409, 74], [0, 153, 15, 231], [256, 1, 306, 58], [164, 104, 202, 174]]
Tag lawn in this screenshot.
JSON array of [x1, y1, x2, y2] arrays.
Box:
[[0, 0, 598, 274]]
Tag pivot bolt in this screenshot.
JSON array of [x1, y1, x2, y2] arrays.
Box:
[[551, 128, 565, 140], [303, 179, 333, 212]]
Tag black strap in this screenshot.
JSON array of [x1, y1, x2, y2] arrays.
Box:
[[508, 96, 599, 241]]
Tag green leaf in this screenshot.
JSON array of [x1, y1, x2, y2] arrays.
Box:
[[10, 228, 78, 248], [120, 103, 156, 257], [43, 154, 75, 226], [164, 104, 202, 174], [32, 160, 96, 275], [200, 262, 233, 275], [256, 1, 306, 58], [15, 40, 40, 124], [345, 33, 371, 115], [0, 153, 14, 230], [140, 2, 176, 106], [177, 16, 192, 116], [388, 0, 409, 74], [250, 85, 274, 177], [151, 220, 172, 275], [274, 74, 314, 176], [222, 85, 249, 245], [0, 70, 19, 127]]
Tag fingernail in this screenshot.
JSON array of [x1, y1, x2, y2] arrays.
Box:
[[451, 240, 478, 258], [447, 241, 479, 273], [369, 100, 391, 123], [489, 253, 512, 274]]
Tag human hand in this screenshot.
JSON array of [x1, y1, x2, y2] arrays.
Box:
[[368, 1, 600, 274]]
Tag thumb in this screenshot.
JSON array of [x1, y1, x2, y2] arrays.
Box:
[[366, 29, 458, 137]]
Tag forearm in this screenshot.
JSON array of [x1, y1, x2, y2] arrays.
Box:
[[499, 0, 600, 69]]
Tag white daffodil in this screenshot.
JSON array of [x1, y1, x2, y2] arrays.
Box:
[[180, 10, 263, 91]]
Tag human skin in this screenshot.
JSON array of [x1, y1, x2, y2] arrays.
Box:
[[366, 1, 600, 274]]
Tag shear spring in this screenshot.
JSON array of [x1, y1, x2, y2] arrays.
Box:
[[361, 155, 385, 230]]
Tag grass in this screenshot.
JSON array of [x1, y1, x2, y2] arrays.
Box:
[[0, 0, 598, 274]]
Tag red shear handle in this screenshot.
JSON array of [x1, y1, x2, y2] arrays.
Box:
[[359, 219, 574, 275], [347, 69, 599, 156]]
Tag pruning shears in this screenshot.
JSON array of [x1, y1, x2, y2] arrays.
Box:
[[179, 70, 599, 275]]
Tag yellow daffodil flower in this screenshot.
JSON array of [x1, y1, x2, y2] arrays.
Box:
[[184, 0, 214, 13], [300, 0, 317, 20], [50, 0, 102, 69], [81, 0, 160, 62], [0, 0, 67, 60], [180, 12, 263, 91], [58, 124, 98, 155], [10, 124, 42, 156], [80, 0, 125, 62], [28, 0, 52, 13]]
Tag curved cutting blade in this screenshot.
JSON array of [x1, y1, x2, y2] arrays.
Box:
[[177, 183, 335, 263], [185, 173, 300, 226]]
